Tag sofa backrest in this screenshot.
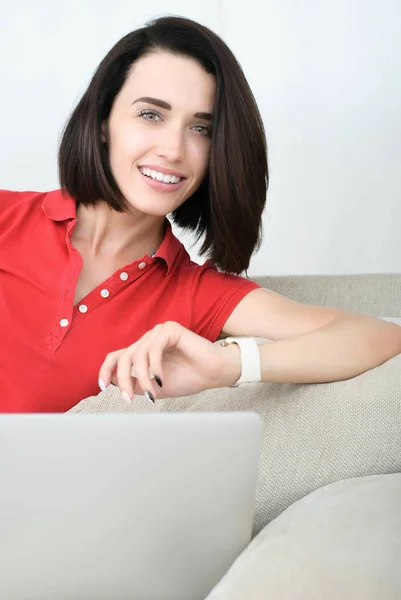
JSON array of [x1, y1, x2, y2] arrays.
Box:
[[254, 273, 401, 316]]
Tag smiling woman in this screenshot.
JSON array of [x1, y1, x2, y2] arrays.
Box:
[[2, 16, 401, 413], [0, 16, 267, 412], [58, 18, 268, 274]]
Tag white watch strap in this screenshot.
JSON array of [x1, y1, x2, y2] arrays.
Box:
[[220, 337, 261, 386]]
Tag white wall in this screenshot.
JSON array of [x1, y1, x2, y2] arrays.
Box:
[[1, 1, 400, 275]]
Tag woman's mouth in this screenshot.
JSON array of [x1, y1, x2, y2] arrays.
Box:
[[139, 167, 183, 184], [138, 166, 186, 192]]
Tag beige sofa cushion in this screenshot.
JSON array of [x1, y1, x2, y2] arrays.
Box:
[[254, 274, 401, 317], [206, 473, 401, 600], [70, 352, 401, 536]]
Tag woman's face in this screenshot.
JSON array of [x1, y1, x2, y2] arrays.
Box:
[[104, 51, 216, 216]]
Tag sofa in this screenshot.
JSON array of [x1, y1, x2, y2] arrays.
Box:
[[70, 273, 401, 599]]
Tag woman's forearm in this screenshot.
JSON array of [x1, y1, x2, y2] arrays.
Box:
[[220, 315, 401, 386], [257, 316, 401, 384]]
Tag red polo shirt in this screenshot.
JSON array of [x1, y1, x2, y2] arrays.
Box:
[[0, 189, 259, 413]]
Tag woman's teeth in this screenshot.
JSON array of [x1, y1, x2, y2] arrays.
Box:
[[140, 167, 182, 184]]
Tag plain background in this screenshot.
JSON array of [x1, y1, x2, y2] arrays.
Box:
[[1, 0, 400, 276]]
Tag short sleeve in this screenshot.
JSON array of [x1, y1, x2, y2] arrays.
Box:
[[0, 190, 32, 211], [189, 264, 261, 341], [0, 190, 41, 235]]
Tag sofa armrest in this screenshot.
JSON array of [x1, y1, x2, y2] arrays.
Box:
[[206, 473, 401, 600]]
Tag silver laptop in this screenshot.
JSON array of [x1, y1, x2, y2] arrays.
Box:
[[0, 412, 262, 600]]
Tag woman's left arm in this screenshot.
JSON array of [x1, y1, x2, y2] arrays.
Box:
[[98, 288, 401, 402], [221, 288, 401, 383]]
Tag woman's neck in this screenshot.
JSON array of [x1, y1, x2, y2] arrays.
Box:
[[72, 202, 165, 261]]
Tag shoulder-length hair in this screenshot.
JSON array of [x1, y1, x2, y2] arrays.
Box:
[[58, 15, 268, 274]]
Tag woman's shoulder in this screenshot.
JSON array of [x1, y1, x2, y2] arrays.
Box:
[[174, 259, 260, 340], [0, 189, 47, 212], [0, 190, 52, 238], [176, 257, 260, 297]]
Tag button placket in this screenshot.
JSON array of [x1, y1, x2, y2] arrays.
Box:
[[71, 261, 152, 324]]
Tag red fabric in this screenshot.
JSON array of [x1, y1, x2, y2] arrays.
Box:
[[0, 189, 259, 413]]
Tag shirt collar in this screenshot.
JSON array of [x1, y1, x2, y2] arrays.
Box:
[[153, 220, 182, 273], [42, 189, 181, 273], [42, 189, 77, 221]]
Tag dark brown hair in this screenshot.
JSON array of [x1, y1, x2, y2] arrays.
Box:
[[58, 16, 268, 274]]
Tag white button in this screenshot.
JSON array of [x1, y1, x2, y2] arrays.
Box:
[[100, 289, 110, 298], [138, 262, 147, 270], [60, 318, 69, 327], [120, 272, 129, 281], [78, 304, 88, 313]]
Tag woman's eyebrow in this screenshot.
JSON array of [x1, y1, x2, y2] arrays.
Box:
[[132, 96, 213, 121]]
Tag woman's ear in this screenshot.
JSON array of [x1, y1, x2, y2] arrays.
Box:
[[101, 121, 108, 143]]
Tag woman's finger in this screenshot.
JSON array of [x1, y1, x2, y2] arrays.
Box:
[[110, 374, 139, 404], [98, 331, 153, 392], [148, 342, 164, 390], [98, 349, 125, 390], [129, 325, 167, 401], [115, 348, 137, 402]]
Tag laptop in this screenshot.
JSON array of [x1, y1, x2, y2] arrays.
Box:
[[0, 412, 262, 600]]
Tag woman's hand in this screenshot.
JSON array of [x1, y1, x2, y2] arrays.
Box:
[[98, 321, 241, 404]]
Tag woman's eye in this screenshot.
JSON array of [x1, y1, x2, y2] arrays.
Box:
[[192, 125, 212, 137], [139, 109, 161, 122]]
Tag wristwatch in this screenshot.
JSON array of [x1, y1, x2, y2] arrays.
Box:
[[219, 337, 261, 387]]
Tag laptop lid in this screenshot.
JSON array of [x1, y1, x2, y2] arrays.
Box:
[[0, 412, 262, 600]]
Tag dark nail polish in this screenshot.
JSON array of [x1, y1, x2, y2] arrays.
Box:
[[154, 375, 163, 388], [144, 391, 155, 404]]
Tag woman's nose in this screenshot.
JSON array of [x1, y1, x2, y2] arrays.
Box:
[[155, 125, 185, 162]]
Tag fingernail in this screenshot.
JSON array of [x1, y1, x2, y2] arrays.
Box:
[[98, 378, 107, 392], [144, 391, 155, 404], [154, 375, 163, 388], [121, 391, 132, 405]]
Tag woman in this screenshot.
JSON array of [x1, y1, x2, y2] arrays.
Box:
[[1, 16, 400, 413]]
